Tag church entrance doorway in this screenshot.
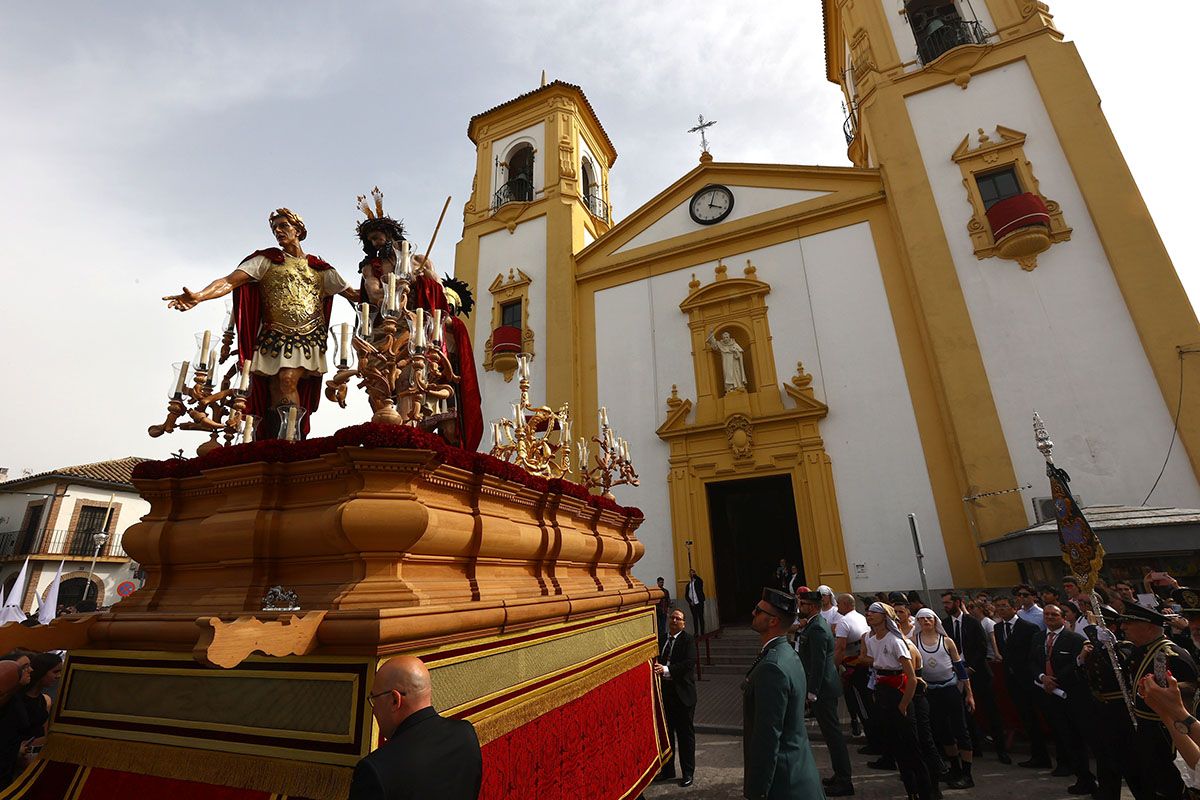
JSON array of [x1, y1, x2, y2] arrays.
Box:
[[705, 474, 804, 625]]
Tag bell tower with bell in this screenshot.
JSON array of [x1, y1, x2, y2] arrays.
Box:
[[454, 79, 617, 433]]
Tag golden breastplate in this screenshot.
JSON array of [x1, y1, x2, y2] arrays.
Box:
[[259, 255, 324, 334]]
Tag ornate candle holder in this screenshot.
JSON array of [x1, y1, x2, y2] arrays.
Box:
[[148, 356, 250, 456], [324, 279, 460, 433], [488, 354, 572, 478], [577, 406, 639, 499]]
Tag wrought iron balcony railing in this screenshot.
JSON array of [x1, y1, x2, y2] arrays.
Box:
[[843, 110, 858, 145], [493, 176, 534, 210], [0, 528, 128, 559], [584, 192, 609, 222], [915, 18, 989, 65]]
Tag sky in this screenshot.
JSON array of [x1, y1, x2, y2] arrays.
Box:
[[0, 2, 1196, 477]]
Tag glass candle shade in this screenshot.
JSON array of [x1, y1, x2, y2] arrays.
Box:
[[277, 404, 307, 442]]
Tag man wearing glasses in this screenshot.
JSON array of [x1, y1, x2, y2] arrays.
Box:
[[1014, 583, 1046, 630], [742, 588, 823, 800], [350, 656, 482, 800]]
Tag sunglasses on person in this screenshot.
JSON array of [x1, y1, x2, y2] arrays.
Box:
[[752, 605, 780, 619]]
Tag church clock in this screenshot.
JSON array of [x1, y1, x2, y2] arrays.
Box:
[[688, 184, 734, 225]]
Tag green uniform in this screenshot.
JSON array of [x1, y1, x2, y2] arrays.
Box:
[[797, 614, 851, 781], [742, 636, 825, 799]]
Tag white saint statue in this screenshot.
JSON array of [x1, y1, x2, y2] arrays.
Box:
[[706, 329, 747, 392]]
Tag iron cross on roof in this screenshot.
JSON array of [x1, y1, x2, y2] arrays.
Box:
[[688, 114, 717, 154]]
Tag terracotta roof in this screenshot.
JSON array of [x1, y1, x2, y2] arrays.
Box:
[[467, 80, 617, 165], [0, 457, 151, 490]]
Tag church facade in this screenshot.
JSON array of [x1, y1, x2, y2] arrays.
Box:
[[454, 0, 1200, 627]]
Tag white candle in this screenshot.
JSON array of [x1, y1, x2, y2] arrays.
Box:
[[491, 422, 499, 446], [624, 442, 632, 461], [401, 240, 412, 276], [175, 361, 190, 396], [563, 421, 571, 443], [387, 274, 397, 312], [285, 406, 298, 441], [359, 302, 372, 337], [432, 309, 442, 344], [200, 330, 212, 366], [239, 359, 251, 391], [600, 406, 608, 426], [242, 415, 255, 444], [414, 308, 425, 347], [339, 322, 350, 363], [209, 348, 218, 376]]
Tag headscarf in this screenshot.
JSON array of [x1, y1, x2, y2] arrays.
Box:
[[817, 585, 834, 598], [868, 602, 907, 644], [915, 607, 949, 637]]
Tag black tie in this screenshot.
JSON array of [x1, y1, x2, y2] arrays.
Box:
[[954, 618, 963, 649], [662, 635, 675, 664]]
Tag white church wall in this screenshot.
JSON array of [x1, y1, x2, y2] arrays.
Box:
[[489, 122, 545, 199], [614, 187, 830, 255], [905, 60, 1200, 520], [594, 226, 954, 593], [474, 215, 548, 435], [777, 226, 953, 591], [594, 268, 699, 592]]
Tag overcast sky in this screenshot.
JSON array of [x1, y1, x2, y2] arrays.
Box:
[[1, 2, 1195, 477]]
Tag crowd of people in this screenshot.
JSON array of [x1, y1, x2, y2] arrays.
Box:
[[0, 649, 63, 789], [753, 569, 1200, 800]]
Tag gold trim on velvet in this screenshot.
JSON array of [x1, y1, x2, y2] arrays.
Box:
[[0, 760, 48, 799], [61, 664, 359, 742], [41, 734, 352, 800], [468, 646, 656, 746], [427, 610, 655, 713]]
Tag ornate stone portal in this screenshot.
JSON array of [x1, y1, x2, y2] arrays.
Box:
[[658, 262, 851, 606]]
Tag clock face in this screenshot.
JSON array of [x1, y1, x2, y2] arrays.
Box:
[[689, 184, 735, 225]]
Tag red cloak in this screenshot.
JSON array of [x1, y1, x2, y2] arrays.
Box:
[[231, 248, 335, 437]]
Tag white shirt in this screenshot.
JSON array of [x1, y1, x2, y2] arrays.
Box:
[[836, 609, 870, 645], [686, 579, 700, 605], [979, 616, 996, 659], [1018, 603, 1046, 630], [659, 631, 681, 678], [865, 632, 911, 671], [820, 605, 841, 630]]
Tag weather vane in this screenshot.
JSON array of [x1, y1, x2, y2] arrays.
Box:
[[688, 114, 717, 154]]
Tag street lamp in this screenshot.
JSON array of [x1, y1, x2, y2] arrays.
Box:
[[84, 531, 110, 605]]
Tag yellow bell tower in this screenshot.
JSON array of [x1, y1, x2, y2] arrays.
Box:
[[823, 0, 1200, 583], [454, 80, 617, 428]]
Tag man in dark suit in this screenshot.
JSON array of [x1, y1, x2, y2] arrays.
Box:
[[654, 608, 697, 787], [943, 591, 1007, 762], [994, 596, 1051, 767], [684, 569, 707, 637], [796, 591, 854, 796], [350, 656, 482, 800], [1028, 604, 1096, 795]]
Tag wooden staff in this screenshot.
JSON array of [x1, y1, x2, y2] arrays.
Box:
[[422, 196, 453, 266]]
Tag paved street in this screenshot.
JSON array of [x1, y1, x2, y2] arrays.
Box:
[[644, 729, 1138, 800]]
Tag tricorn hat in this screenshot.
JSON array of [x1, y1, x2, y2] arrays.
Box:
[[761, 587, 797, 618], [1117, 602, 1171, 626], [1171, 587, 1200, 615], [888, 591, 909, 605], [796, 591, 823, 604]]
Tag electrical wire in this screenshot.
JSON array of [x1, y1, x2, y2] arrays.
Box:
[[1142, 352, 1186, 505]]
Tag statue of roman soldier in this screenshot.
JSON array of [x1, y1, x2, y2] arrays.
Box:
[[163, 208, 358, 438]]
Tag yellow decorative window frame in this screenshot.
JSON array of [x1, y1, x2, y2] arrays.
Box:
[[482, 268, 535, 382], [952, 126, 1071, 263]]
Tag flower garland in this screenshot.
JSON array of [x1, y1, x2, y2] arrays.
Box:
[[132, 422, 643, 519]]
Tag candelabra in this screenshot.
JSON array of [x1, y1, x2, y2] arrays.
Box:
[[488, 354, 572, 478], [325, 273, 460, 432], [576, 405, 639, 499], [148, 354, 254, 456]]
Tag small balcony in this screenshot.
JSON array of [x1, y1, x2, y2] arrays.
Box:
[[985, 192, 1053, 263], [584, 192, 609, 222], [915, 18, 988, 65], [493, 176, 534, 210], [0, 528, 128, 560]]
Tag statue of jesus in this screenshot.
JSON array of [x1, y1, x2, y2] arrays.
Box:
[[706, 329, 747, 392]]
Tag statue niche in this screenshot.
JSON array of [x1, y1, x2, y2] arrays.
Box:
[[707, 326, 753, 396]]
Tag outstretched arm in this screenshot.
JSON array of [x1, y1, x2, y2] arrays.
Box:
[[164, 269, 250, 312], [339, 286, 362, 303]]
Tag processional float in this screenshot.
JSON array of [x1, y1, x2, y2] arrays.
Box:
[[0, 193, 668, 800]]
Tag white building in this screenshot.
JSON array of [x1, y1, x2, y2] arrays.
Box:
[[0, 457, 150, 612]]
